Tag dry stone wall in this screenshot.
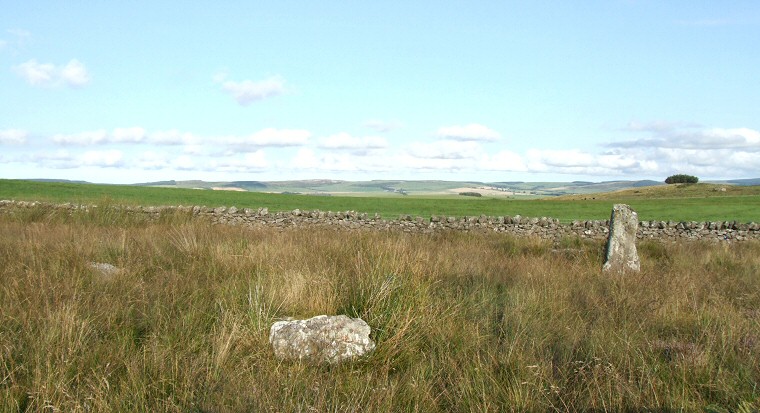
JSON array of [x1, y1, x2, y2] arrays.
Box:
[[1, 200, 758, 243]]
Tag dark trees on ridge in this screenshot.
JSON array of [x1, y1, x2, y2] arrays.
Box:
[[665, 174, 699, 184]]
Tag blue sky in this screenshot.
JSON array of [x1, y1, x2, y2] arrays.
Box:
[[1, 1, 759, 184]]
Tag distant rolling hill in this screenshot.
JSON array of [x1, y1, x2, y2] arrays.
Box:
[[131, 179, 669, 197], [28, 178, 91, 184], [724, 178, 760, 186], [25, 177, 758, 198]]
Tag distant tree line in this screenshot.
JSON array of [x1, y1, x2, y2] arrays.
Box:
[[665, 174, 699, 184]]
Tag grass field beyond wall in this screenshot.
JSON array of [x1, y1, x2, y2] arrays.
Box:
[[2, 179, 760, 222], [1, 208, 759, 411]]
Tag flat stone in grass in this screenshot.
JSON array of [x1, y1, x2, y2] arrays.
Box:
[[603, 204, 640, 273], [269, 315, 375, 364], [88, 262, 122, 278]]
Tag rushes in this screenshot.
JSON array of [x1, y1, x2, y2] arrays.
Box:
[[1, 214, 759, 412]]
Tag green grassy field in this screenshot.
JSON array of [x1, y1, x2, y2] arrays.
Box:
[[1, 208, 759, 411], [2, 179, 759, 223]]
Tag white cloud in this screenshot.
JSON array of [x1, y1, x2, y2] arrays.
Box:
[[183, 144, 206, 155], [81, 150, 124, 167], [397, 153, 472, 171], [615, 124, 760, 151], [364, 120, 403, 133], [435, 124, 501, 141], [30, 149, 123, 169], [217, 74, 286, 105], [51, 128, 204, 147], [528, 149, 660, 176], [290, 148, 321, 170], [112, 127, 146, 143], [32, 150, 77, 168], [701, 127, 760, 150], [596, 153, 644, 170], [528, 149, 597, 168], [172, 155, 196, 171], [599, 123, 760, 178], [210, 151, 269, 172], [14, 59, 91, 88], [134, 150, 225, 173], [480, 151, 527, 172], [59, 59, 90, 87], [397, 139, 487, 172], [226, 128, 311, 149], [250, 128, 310, 146], [244, 151, 269, 168], [407, 140, 483, 160], [17, 119, 758, 181], [148, 129, 200, 145], [622, 120, 699, 134], [136, 151, 169, 170], [637, 146, 757, 177], [135, 150, 269, 174], [0, 129, 28, 144], [14, 59, 56, 86], [290, 148, 387, 173], [401, 138, 522, 173], [318, 133, 387, 150], [484, 148, 658, 177], [52, 130, 109, 145]]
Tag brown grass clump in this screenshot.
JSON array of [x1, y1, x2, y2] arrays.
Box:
[[1, 207, 759, 412]]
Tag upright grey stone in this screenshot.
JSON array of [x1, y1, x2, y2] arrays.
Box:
[[269, 315, 375, 364], [603, 204, 640, 272]]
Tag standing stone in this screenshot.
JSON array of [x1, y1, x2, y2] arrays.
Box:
[[269, 315, 375, 364], [603, 204, 640, 272]]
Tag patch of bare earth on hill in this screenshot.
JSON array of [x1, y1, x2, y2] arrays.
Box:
[[447, 187, 529, 197], [211, 187, 247, 192]]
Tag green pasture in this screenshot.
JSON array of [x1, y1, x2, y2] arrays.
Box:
[[1, 179, 758, 222]]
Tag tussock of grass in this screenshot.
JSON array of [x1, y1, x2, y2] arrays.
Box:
[[1, 210, 759, 411]]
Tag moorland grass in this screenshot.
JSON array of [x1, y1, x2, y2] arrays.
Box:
[[557, 182, 760, 200], [1, 207, 759, 412], [2, 179, 760, 223]]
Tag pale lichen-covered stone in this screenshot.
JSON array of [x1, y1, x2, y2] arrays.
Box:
[[603, 204, 640, 273], [269, 315, 375, 364], [88, 262, 122, 277]]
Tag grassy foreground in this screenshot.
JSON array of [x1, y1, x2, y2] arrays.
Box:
[[1, 208, 759, 411], [2, 179, 760, 222]]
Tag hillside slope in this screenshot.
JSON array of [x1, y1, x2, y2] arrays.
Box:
[[553, 183, 760, 200]]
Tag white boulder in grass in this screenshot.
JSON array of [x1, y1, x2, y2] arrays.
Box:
[[88, 262, 122, 277], [269, 315, 375, 364]]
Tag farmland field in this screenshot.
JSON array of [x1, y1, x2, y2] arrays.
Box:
[[2, 179, 759, 223]]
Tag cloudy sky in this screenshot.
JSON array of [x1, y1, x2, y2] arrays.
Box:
[[2, 1, 759, 184]]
